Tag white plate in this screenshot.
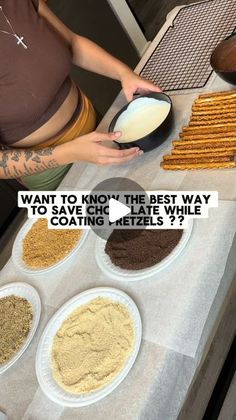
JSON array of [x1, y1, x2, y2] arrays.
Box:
[[95, 221, 194, 281], [0, 282, 41, 374], [12, 218, 89, 275], [36, 287, 142, 407]]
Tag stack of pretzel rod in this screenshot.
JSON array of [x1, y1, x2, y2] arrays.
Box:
[[161, 89, 236, 170]]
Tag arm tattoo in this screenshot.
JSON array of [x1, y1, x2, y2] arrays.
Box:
[[32, 155, 41, 164], [12, 165, 21, 178], [36, 147, 55, 157], [0, 146, 59, 179], [11, 151, 21, 162], [0, 152, 10, 177], [24, 150, 33, 161]]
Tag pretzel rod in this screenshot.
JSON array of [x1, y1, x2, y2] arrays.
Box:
[[173, 138, 236, 146], [178, 137, 236, 144], [181, 130, 236, 138], [199, 89, 236, 99], [189, 118, 236, 126], [164, 150, 234, 159], [180, 131, 236, 140], [162, 155, 232, 164], [182, 124, 236, 135], [190, 113, 236, 120], [174, 144, 235, 150], [193, 99, 236, 108], [194, 93, 236, 105], [183, 123, 236, 130], [161, 161, 236, 171], [195, 95, 236, 105], [172, 147, 236, 154], [198, 90, 236, 101], [192, 107, 236, 116]]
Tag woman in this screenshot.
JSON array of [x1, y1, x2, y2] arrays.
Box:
[[0, 0, 160, 190]]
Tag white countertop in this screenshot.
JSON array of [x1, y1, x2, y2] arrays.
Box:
[[1, 5, 236, 420]]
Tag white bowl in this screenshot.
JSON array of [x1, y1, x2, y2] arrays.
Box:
[[12, 218, 89, 275], [36, 287, 142, 407], [95, 221, 193, 281], [0, 282, 41, 374]]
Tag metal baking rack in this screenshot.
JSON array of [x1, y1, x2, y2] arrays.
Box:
[[140, 0, 236, 92]]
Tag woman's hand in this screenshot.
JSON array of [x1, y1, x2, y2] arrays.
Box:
[[0, 131, 141, 179], [61, 131, 143, 166], [120, 69, 161, 102]]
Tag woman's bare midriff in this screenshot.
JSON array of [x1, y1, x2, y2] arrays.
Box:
[[12, 81, 79, 148]]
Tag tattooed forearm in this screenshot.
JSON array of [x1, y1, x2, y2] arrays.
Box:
[[0, 146, 59, 179]]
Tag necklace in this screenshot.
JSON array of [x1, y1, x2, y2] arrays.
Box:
[[0, 5, 27, 49]]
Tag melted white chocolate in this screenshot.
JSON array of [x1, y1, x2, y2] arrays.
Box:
[[114, 97, 171, 143]]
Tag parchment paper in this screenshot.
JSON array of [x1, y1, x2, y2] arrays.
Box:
[[3, 201, 233, 360], [38, 201, 235, 358]]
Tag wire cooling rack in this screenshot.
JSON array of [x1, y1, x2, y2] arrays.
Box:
[[140, 0, 236, 92]]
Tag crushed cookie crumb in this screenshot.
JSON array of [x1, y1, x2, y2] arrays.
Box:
[[23, 219, 82, 268], [0, 295, 33, 365]]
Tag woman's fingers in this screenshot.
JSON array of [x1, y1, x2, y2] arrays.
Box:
[[123, 83, 162, 102], [93, 131, 122, 142], [121, 72, 162, 102], [99, 152, 142, 165], [65, 130, 144, 165], [97, 146, 143, 165], [124, 89, 134, 102], [136, 82, 162, 94], [99, 145, 141, 158]]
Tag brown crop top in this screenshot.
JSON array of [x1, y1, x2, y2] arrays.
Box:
[[0, 0, 74, 145]]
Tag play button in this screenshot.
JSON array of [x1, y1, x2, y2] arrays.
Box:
[[86, 177, 150, 240], [109, 198, 131, 223]]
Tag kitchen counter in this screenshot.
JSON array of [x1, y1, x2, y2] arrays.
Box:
[[1, 5, 236, 420]]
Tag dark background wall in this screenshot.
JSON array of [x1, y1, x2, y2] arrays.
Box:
[[127, 0, 203, 41]]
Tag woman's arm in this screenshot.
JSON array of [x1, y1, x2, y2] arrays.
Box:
[[0, 131, 141, 179], [70, 36, 161, 101], [38, 1, 161, 101]]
